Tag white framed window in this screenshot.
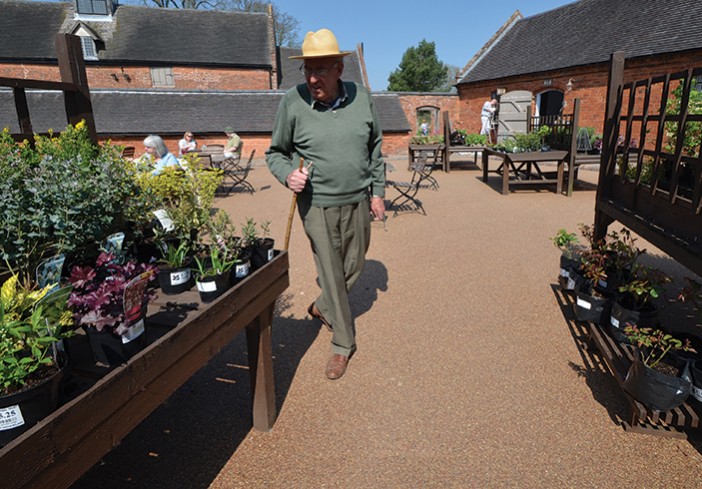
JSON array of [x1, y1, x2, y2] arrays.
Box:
[[150, 67, 175, 88], [80, 36, 98, 60], [76, 0, 109, 15]]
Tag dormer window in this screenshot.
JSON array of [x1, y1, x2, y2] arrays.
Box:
[[80, 36, 98, 60], [76, 0, 109, 15]]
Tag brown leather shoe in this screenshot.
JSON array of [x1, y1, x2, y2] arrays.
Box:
[[325, 354, 349, 380], [308, 302, 332, 332]]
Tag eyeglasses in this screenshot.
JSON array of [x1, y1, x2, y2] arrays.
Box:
[[299, 63, 338, 77]]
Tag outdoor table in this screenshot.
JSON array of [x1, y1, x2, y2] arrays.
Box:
[[408, 143, 444, 171], [481, 148, 569, 195], [0, 252, 289, 489]]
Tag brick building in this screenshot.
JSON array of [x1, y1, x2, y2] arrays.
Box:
[[456, 0, 702, 141], [0, 0, 411, 156]]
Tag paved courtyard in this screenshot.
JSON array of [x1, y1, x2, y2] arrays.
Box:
[[71, 154, 702, 488]]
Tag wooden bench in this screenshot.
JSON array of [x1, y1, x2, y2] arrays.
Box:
[[0, 252, 289, 489]]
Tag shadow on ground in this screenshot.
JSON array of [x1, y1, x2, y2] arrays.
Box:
[[70, 260, 389, 489]]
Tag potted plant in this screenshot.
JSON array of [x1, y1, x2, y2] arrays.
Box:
[[609, 264, 670, 341], [241, 218, 275, 270], [155, 237, 194, 295], [193, 244, 235, 303], [623, 324, 695, 412], [550, 228, 585, 291], [0, 273, 72, 446], [67, 252, 157, 366]]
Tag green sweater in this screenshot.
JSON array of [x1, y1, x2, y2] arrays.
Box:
[[265, 81, 385, 207]]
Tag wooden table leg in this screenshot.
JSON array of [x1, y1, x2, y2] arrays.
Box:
[[557, 159, 564, 195], [245, 303, 276, 431], [482, 150, 489, 182], [502, 157, 510, 195]]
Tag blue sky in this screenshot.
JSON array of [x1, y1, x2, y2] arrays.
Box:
[[273, 0, 576, 90]]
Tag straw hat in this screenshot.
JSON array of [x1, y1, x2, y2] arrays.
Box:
[[289, 29, 353, 59]]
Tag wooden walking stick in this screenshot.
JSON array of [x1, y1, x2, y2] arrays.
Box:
[[284, 157, 305, 251]]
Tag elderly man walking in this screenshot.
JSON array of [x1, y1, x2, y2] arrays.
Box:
[[266, 28, 385, 380]]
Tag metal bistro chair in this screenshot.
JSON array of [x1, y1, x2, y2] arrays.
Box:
[[222, 149, 255, 195], [121, 146, 136, 159], [386, 152, 432, 216]]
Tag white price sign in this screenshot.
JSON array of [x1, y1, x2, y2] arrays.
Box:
[[0, 405, 25, 431]]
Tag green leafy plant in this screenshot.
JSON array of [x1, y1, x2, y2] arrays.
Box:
[[157, 239, 190, 268], [618, 264, 670, 310], [240, 218, 258, 248], [409, 134, 444, 145], [550, 228, 583, 259], [665, 76, 702, 157], [193, 244, 237, 278], [463, 133, 487, 146], [624, 325, 695, 369], [0, 273, 73, 395], [0, 123, 135, 278]]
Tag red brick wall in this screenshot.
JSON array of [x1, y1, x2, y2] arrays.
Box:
[[456, 50, 702, 138], [0, 63, 271, 90]]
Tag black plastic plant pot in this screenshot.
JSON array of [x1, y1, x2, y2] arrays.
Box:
[[573, 285, 610, 324], [230, 249, 252, 286], [690, 360, 702, 405], [0, 359, 66, 448], [85, 323, 147, 366], [157, 266, 193, 295], [196, 272, 230, 303], [608, 301, 658, 343], [623, 355, 691, 412], [250, 239, 275, 270]]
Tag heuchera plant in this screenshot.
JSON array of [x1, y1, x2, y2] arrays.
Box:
[[67, 252, 157, 336]]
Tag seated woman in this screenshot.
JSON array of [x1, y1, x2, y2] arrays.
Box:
[[178, 131, 197, 156], [143, 135, 180, 175]]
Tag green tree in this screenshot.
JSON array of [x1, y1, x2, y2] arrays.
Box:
[[387, 40, 448, 92], [135, 0, 300, 46]]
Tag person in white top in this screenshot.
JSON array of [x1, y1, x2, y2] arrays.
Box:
[[178, 131, 197, 156], [480, 97, 497, 136]]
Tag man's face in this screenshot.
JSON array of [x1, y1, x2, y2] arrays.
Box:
[[302, 58, 342, 103]]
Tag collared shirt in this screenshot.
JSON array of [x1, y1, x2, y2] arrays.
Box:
[[311, 81, 348, 111]]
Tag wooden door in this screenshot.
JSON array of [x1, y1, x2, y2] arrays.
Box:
[[497, 90, 532, 142]]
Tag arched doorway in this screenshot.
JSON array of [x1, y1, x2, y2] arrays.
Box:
[[415, 106, 440, 136], [536, 90, 564, 118]]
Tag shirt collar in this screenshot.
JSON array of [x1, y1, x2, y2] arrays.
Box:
[[311, 80, 347, 110]]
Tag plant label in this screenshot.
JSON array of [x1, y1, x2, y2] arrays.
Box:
[[566, 277, 576, 290], [692, 384, 702, 403], [170, 269, 191, 286], [0, 405, 25, 431], [267, 249, 274, 262], [559, 267, 569, 278], [576, 298, 592, 310], [152, 209, 174, 232], [610, 316, 620, 329], [198, 281, 217, 292], [122, 319, 145, 344], [234, 261, 250, 279]]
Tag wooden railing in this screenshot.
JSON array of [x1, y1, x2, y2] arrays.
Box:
[[594, 52, 702, 276], [0, 34, 97, 144]]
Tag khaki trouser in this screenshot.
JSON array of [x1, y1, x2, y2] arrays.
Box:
[[298, 198, 371, 356]]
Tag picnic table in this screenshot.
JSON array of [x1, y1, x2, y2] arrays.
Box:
[[481, 148, 569, 195], [0, 252, 289, 489]]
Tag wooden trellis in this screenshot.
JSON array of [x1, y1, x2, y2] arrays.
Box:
[[594, 51, 702, 276], [0, 34, 97, 144]]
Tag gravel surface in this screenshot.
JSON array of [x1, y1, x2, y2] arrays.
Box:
[[71, 155, 702, 489]]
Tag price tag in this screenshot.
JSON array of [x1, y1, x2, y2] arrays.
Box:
[[122, 319, 145, 344], [267, 249, 274, 262], [170, 269, 191, 286], [198, 281, 217, 292], [576, 298, 592, 310], [559, 267, 569, 278], [234, 261, 250, 278], [566, 277, 576, 290], [0, 405, 25, 431], [692, 384, 702, 402], [610, 316, 620, 328]]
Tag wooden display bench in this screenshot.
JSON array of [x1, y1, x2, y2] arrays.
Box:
[[558, 287, 701, 438], [0, 251, 289, 489]]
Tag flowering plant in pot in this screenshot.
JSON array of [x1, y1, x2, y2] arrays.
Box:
[[623, 324, 695, 411], [67, 252, 157, 365], [0, 272, 73, 446]]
